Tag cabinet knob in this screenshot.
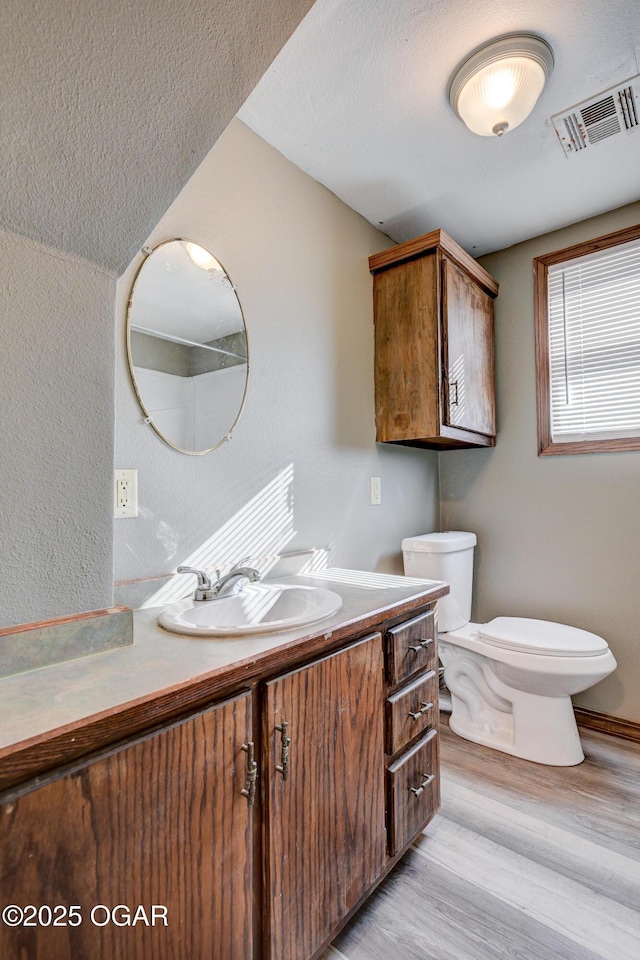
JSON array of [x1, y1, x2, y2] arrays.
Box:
[[408, 638, 433, 653], [410, 773, 435, 797], [408, 701, 433, 721]]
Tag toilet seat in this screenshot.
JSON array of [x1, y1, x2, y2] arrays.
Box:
[[479, 617, 608, 657]]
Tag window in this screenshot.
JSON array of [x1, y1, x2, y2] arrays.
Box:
[[534, 223, 640, 455]]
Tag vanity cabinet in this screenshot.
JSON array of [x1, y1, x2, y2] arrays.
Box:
[[0, 692, 254, 960], [369, 228, 499, 449], [0, 592, 444, 960]]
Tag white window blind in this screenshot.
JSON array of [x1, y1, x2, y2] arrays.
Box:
[[547, 236, 640, 443]]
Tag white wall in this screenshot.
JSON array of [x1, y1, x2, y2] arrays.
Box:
[[192, 365, 248, 451], [0, 229, 115, 627], [440, 201, 640, 722], [132, 364, 247, 452], [133, 367, 194, 451], [115, 120, 439, 583]]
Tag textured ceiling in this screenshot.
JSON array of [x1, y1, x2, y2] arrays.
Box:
[[239, 0, 640, 256], [1, 0, 315, 272]]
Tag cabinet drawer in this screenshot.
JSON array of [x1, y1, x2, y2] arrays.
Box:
[[386, 669, 438, 756], [385, 609, 436, 686], [387, 729, 440, 856]]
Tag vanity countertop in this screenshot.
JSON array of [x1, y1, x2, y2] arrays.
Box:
[[0, 570, 447, 791]]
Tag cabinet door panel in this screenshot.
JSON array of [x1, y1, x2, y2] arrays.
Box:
[[442, 258, 496, 437], [263, 634, 386, 960], [374, 255, 440, 441], [0, 694, 253, 960]]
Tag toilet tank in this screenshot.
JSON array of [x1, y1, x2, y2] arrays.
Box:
[[402, 531, 477, 632]]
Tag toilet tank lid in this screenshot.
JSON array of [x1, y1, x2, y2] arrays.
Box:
[[479, 617, 609, 657], [402, 531, 477, 553]]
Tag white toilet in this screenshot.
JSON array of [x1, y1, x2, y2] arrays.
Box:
[[402, 531, 617, 766]]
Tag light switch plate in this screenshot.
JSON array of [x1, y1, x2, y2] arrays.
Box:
[[370, 476, 382, 505]]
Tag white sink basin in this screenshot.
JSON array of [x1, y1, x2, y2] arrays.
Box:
[[158, 582, 343, 637]]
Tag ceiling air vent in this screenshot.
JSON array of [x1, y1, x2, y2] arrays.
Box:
[[551, 75, 639, 157]]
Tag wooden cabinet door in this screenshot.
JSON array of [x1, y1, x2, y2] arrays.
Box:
[[373, 254, 440, 442], [262, 634, 386, 960], [0, 693, 254, 960], [442, 257, 496, 437]]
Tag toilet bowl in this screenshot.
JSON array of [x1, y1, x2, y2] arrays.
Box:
[[402, 532, 617, 766]]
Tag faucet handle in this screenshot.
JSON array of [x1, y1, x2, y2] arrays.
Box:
[[176, 566, 213, 588], [176, 566, 217, 601]]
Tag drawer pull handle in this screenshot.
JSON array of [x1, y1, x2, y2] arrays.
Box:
[[408, 638, 433, 653], [275, 721, 291, 781], [410, 773, 435, 797], [241, 741, 258, 806], [408, 701, 433, 721]]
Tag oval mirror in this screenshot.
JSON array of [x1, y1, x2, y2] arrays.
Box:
[[126, 239, 248, 454]]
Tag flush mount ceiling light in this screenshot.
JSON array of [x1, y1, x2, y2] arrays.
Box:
[[183, 241, 220, 271], [449, 34, 554, 137]]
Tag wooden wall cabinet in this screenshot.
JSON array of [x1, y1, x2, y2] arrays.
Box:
[[0, 603, 441, 960], [370, 229, 499, 449]]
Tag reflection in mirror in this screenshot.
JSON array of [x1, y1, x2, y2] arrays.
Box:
[[127, 239, 248, 454]]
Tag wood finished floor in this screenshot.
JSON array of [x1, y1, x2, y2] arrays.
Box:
[[323, 719, 640, 960]]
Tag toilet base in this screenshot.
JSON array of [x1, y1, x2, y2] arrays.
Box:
[[438, 623, 615, 766], [448, 688, 585, 766]]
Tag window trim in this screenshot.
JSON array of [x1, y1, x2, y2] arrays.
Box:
[[534, 222, 640, 456]]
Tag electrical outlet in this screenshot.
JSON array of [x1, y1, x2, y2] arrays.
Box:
[[370, 476, 382, 505], [114, 469, 138, 518]]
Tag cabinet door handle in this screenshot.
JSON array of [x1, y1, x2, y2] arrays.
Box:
[[241, 741, 258, 806], [408, 701, 433, 721], [408, 638, 433, 653], [275, 721, 291, 781], [410, 773, 435, 797], [450, 379, 459, 405]]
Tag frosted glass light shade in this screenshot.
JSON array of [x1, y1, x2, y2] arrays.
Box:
[[449, 35, 554, 137]]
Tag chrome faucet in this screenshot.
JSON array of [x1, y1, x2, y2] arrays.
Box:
[[213, 561, 262, 598], [177, 559, 261, 601]]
